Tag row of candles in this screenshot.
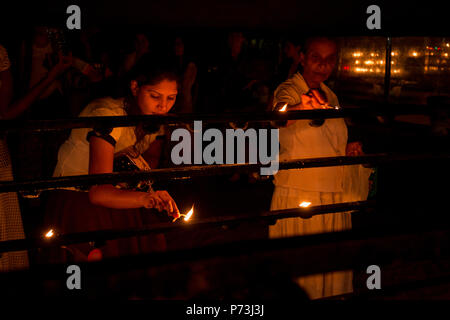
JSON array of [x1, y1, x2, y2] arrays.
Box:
[[44, 201, 313, 239]]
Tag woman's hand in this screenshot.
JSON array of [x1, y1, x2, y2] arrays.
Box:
[[47, 51, 73, 80], [291, 89, 332, 111], [143, 190, 180, 219], [346, 141, 364, 156]]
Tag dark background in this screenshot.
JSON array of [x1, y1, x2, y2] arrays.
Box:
[[1, 0, 448, 36]]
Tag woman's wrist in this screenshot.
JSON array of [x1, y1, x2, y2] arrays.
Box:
[[139, 191, 154, 208]]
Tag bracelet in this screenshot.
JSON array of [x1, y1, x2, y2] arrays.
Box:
[[146, 196, 156, 208]]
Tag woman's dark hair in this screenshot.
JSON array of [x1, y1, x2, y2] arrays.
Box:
[[127, 53, 180, 88], [284, 33, 303, 48], [125, 53, 181, 153], [301, 37, 337, 54]]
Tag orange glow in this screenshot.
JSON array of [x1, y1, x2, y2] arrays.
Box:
[[299, 201, 312, 208], [279, 103, 287, 112], [44, 229, 54, 238], [183, 205, 194, 221]]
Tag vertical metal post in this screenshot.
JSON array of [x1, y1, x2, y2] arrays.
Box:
[[384, 36, 392, 103]]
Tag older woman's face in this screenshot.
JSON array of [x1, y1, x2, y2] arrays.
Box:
[[300, 39, 337, 87], [131, 79, 178, 115]]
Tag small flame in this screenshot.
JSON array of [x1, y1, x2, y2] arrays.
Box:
[[279, 103, 287, 112], [183, 205, 194, 221], [45, 229, 54, 238], [299, 201, 312, 208]]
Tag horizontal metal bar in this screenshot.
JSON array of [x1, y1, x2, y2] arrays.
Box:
[[0, 200, 374, 254], [0, 153, 448, 194], [0, 104, 432, 133], [2, 217, 449, 287]]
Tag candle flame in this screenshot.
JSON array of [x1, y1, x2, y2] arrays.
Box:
[[45, 229, 54, 238], [299, 201, 312, 208], [279, 103, 287, 112], [183, 205, 194, 221]]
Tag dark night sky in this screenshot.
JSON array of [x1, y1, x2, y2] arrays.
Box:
[[1, 0, 448, 36]]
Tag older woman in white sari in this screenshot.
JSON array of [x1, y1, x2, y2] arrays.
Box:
[[270, 37, 372, 299]]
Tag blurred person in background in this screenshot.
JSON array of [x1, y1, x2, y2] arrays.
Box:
[[0, 43, 71, 271], [170, 35, 198, 114]]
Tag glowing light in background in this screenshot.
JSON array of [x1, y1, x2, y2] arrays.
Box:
[[44, 229, 54, 238], [299, 201, 312, 208]]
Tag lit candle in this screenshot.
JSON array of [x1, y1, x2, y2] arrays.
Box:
[[299, 201, 312, 208], [44, 229, 54, 239], [173, 205, 194, 222], [279, 103, 287, 112]]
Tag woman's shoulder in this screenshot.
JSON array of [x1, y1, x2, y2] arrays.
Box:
[[79, 97, 127, 117], [273, 72, 308, 105]]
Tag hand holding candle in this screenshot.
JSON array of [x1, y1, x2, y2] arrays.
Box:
[[287, 89, 338, 111], [143, 190, 180, 219]]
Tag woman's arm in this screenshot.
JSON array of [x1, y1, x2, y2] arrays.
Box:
[[0, 53, 72, 120], [88, 136, 179, 216]]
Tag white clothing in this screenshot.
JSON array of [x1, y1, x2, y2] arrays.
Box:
[[0, 44, 29, 271], [273, 73, 347, 192], [269, 72, 372, 299], [270, 187, 352, 299], [53, 97, 162, 177]]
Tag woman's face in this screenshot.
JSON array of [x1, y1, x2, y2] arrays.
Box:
[[131, 79, 178, 115], [300, 39, 337, 88]]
